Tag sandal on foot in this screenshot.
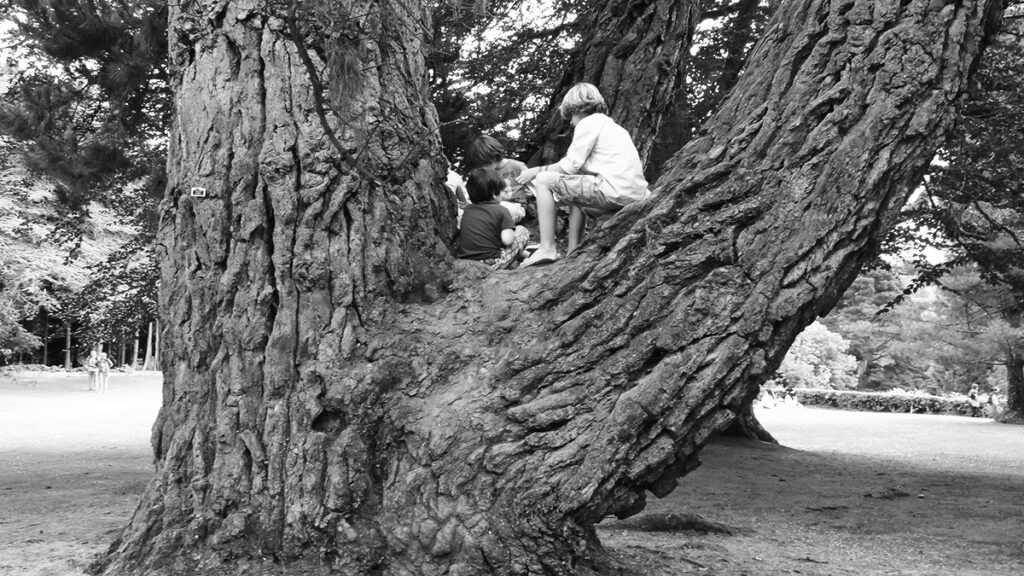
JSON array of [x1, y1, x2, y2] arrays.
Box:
[[519, 251, 560, 268]]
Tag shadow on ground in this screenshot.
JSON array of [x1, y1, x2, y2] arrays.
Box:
[[599, 408, 1024, 575]]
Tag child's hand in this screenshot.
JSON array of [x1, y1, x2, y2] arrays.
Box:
[[516, 166, 543, 185]]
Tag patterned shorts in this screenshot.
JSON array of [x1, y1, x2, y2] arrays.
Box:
[[551, 174, 624, 213], [480, 226, 531, 270]]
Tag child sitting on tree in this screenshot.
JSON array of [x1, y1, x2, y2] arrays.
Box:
[[455, 168, 531, 270], [464, 134, 528, 222], [516, 82, 650, 267]]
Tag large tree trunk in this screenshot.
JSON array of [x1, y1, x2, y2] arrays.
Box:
[[96, 0, 1005, 575], [529, 0, 708, 166], [95, 1, 452, 574]]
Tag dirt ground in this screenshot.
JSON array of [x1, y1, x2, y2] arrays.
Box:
[[1, 372, 1022, 576]]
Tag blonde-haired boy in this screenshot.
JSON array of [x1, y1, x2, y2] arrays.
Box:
[[516, 82, 649, 267]]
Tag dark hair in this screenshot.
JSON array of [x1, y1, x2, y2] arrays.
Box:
[[466, 168, 505, 204], [464, 134, 505, 171]]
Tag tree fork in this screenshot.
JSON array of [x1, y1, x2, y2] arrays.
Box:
[[95, 0, 1006, 575]]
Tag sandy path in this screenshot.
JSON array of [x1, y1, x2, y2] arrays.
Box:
[[0, 372, 159, 576]]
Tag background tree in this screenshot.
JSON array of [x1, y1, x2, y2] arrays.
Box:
[[934, 269, 1024, 407], [0, 0, 168, 209], [0, 0, 167, 362], [89, 1, 1005, 575], [428, 0, 582, 159], [817, 269, 908, 387], [897, 1, 1024, 416], [814, 267, 967, 392], [0, 144, 142, 365]]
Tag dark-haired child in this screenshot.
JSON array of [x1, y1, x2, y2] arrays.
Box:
[[464, 135, 527, 222], [455, 168, 531, 270]]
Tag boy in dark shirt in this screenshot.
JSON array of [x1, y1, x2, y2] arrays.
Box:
[[456, 168, 531, 270], [464, 135, 528, 221]]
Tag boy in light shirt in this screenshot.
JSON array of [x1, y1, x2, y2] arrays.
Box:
[[516, 82, 649, 267]]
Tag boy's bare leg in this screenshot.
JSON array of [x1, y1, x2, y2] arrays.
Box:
[[567, 206, 585, 253], [519, 175, 562, 267], [532, 179, 558, 257]]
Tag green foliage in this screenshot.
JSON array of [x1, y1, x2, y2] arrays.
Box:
[[428, 0, 581, 160], [0, 0, 164, 346], [0, 299, 40, 360], [61, 236, 157, 345], [819, 269, 929, 390], [0, 0, 168, 209], [1, 139, 143, 350], [777, 321, 857, 389], [808, 268, 1003, 395]]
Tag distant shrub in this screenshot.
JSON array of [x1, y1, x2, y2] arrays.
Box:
[[793, 389, 981, 417], [0, 364, 75, 372]]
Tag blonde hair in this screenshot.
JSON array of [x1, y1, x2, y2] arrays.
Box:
[[558, 82, 608, 120]]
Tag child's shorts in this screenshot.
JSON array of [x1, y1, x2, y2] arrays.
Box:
[[551, 174, 623, 213]]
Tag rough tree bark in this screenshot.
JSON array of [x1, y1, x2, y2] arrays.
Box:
[[95, 0, 1005, 575], [529, 0, 708, 166]]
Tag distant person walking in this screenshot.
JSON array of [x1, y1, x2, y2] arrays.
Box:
[[96, 353, 112, 393], [782, 385, 801, 408], [986, 392, 1001, 417], [967, 384, 982, 417], [84, 349, 100, 392]]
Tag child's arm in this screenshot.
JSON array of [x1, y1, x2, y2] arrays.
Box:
[[556, 116, 600, 174], [499, 209, 515, 246], [515, 161, 568, 185], [516, 117, 601, 184]]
